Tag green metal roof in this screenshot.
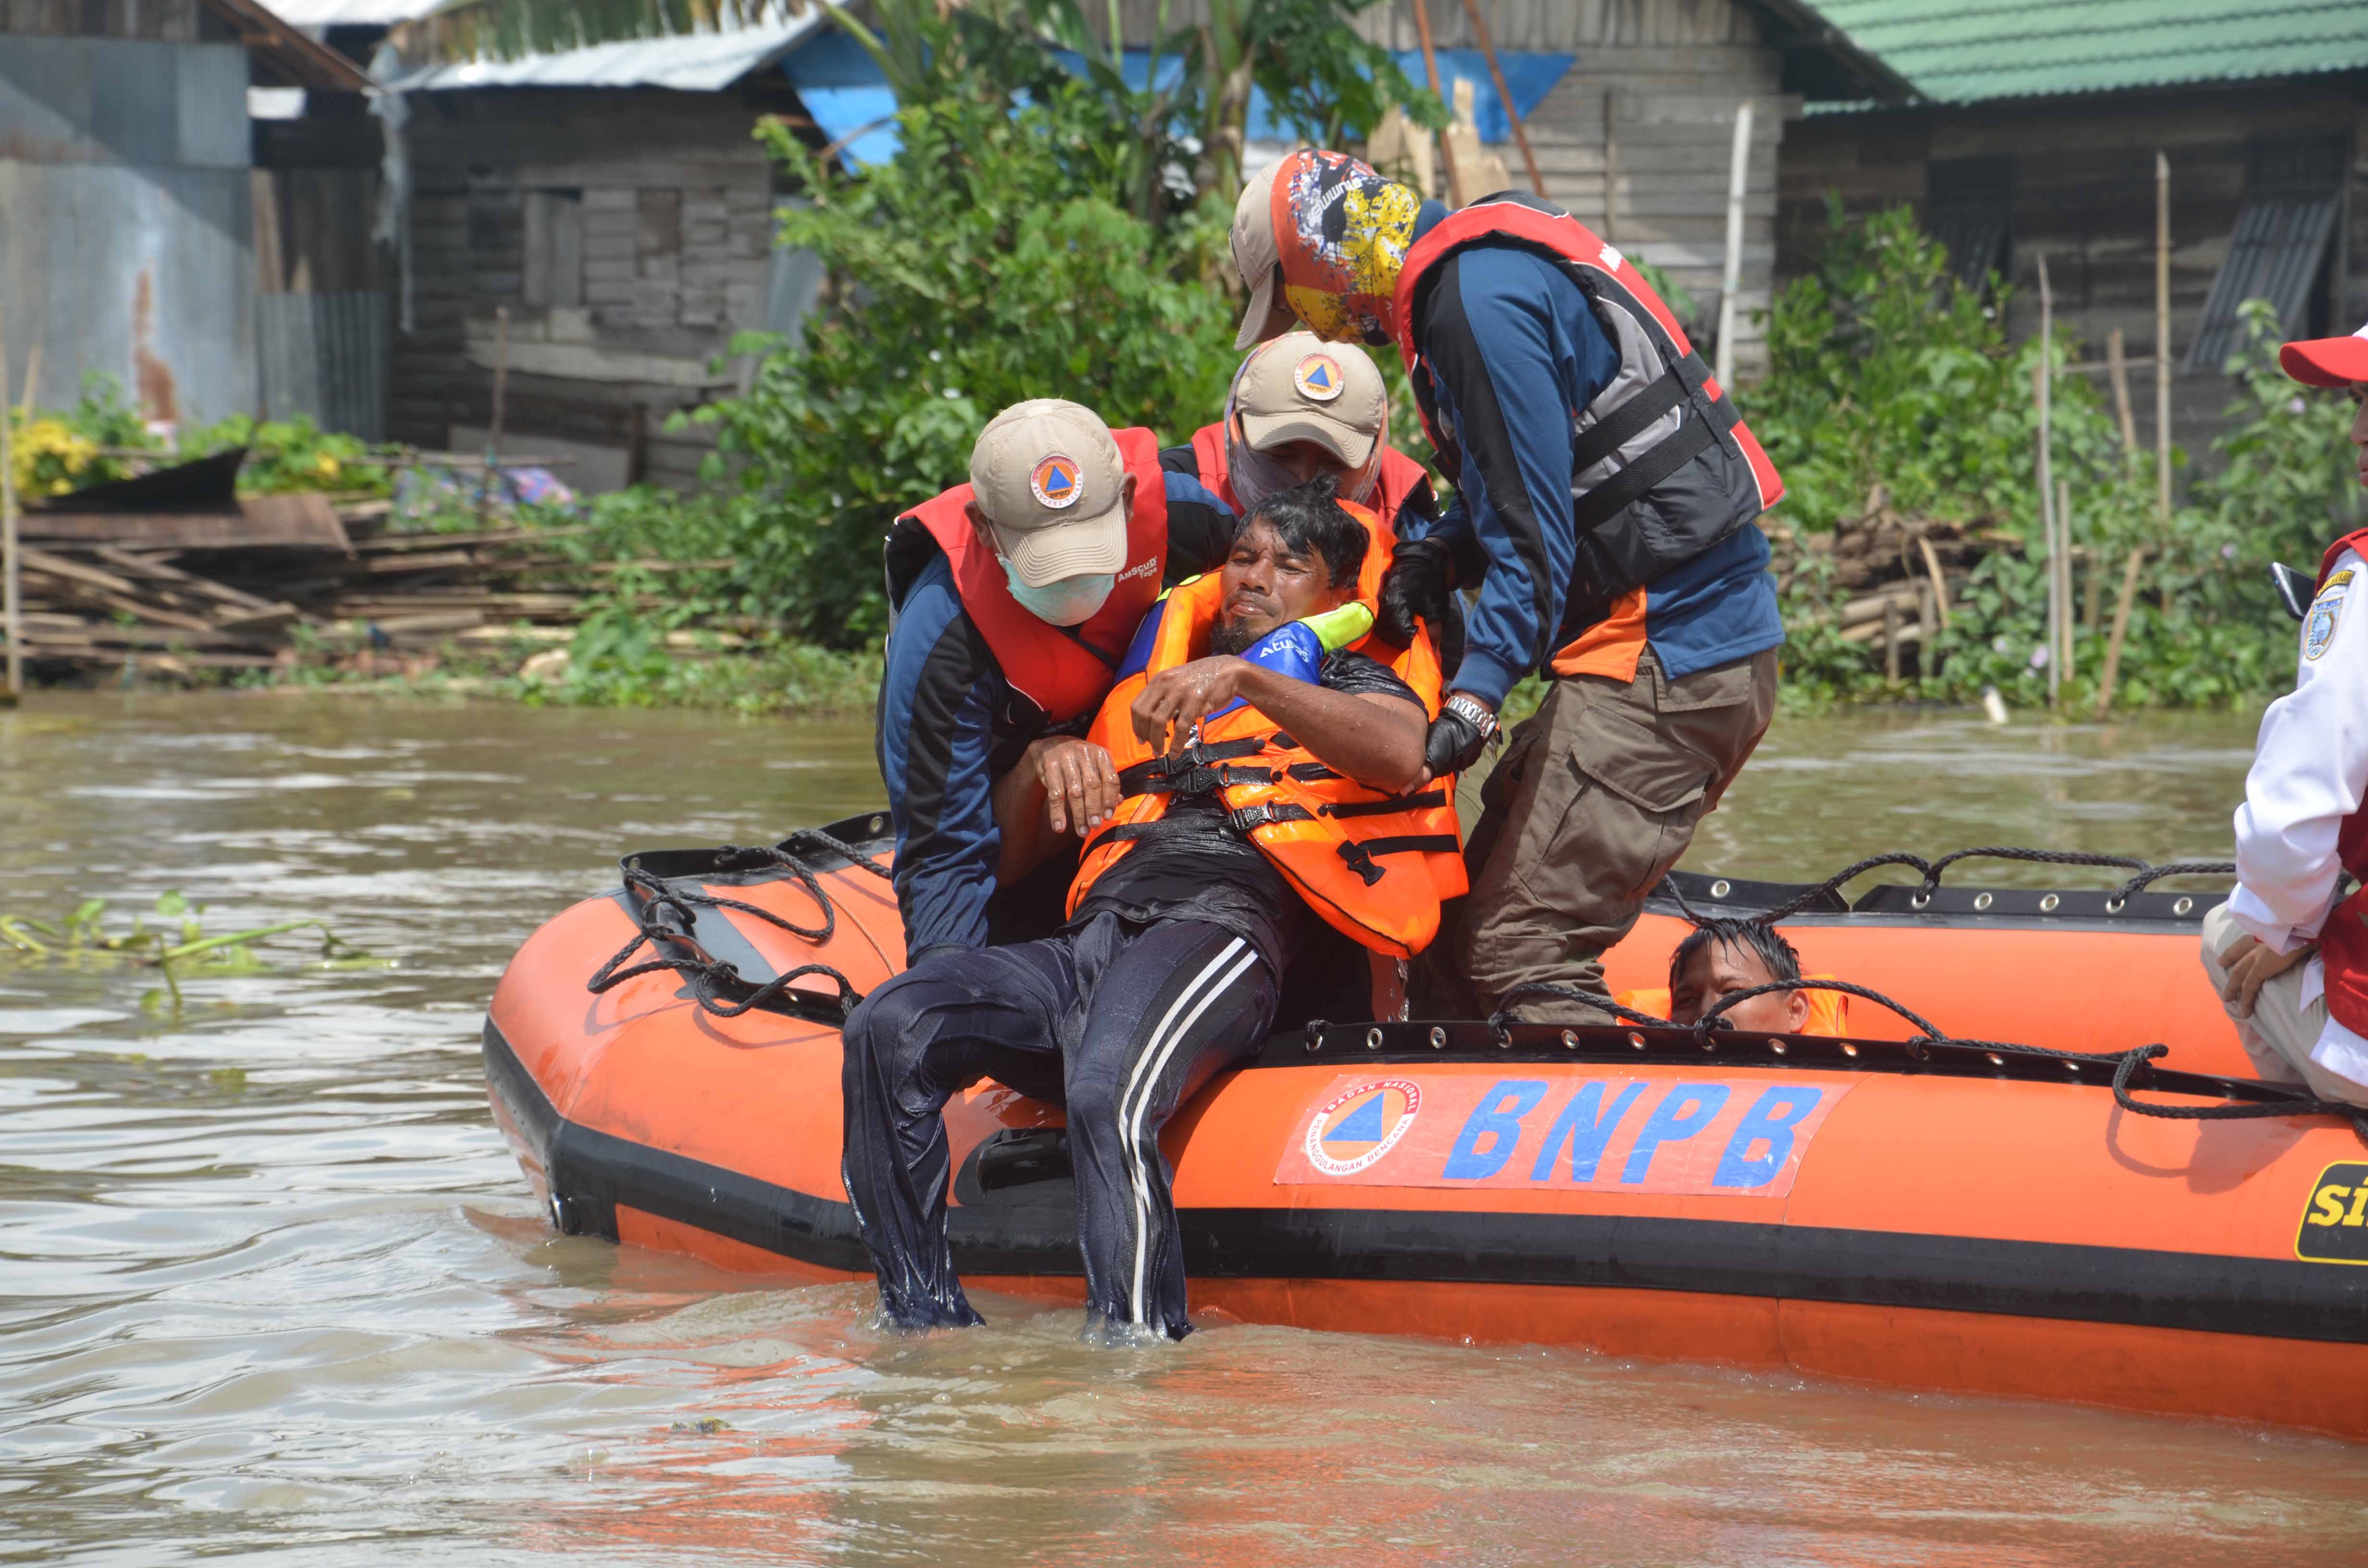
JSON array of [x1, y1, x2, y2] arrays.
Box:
[[1804, 0, 2368, 104]]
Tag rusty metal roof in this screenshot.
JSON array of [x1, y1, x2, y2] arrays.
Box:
[[1805, 0, 2368, 103]]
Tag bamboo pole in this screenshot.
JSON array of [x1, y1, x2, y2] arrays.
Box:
[[2107, 328, 2139, 453], [1916, 534, 1951, 629], [2035, 254, 2057, 704], [1602, 89, 1619, 241], [2095, 547, 2146, 719], [18, 344, 37, 419], [2057, 477, 2075, 675], [1, 309, 20, 704], [2154, 152, 2173, 525], [1456, 0, 1545, 199], [1409, 0, 1463, 209], [1715, 100, 1754, 389]]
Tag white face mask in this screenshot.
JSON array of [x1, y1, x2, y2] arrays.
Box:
[[1222, 344, 1385, 516], [1002, 559, 1115, 626]]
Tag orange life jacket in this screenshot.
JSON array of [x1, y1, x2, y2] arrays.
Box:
[[1184, 422, 1437, 535], [890, 427, 1169, 725], [1616, 981, 1852, 1039], [1066, 501, 1467, 958]]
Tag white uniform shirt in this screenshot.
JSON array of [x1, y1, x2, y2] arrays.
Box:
[[2229, 546, 2368, 1086]]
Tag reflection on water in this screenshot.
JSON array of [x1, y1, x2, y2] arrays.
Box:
[[5, 691, 2363, 1566]]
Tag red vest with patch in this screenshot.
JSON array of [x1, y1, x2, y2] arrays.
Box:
[[2309, 529, 2368, 1035], [1185, 422, 1437, 533], [1390, 194, 1784, 662], [893, 427, 1169, 725]]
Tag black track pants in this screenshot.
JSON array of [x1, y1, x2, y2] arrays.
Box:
[[839, 912, 1278, 1338]]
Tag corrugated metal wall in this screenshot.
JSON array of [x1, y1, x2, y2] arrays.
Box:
[[257, 291, 388, 439], [0, 35, 258, 424]]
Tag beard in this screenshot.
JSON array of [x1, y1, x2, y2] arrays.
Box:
[[1209, 616, 1261, 657]]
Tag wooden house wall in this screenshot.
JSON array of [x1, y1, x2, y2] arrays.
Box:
[[1779, 80, 2368, 467], [0, 0, 212, 39], [394, 87, 785, 487]]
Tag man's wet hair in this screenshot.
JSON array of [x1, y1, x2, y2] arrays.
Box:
[[1669, 918, 1803, 995], [1240, 475, 1368, 591]]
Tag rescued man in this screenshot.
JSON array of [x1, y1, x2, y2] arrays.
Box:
[[1230, 149, 1787, 1019], [879, 398, 1237, 964], [2197, 322, 2368, 1108], [841, 478, 1459, 1338], [1162, 329, 1442, 536], [1616, 918, 1850, 1037]]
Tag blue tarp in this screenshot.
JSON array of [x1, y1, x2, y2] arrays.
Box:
[[779, 29, 902, 166], [781, 37, 1575, 167]]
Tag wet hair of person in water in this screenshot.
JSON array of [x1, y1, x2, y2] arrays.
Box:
[[1237, 474, 1370, 599], [1668, 918, 1803, 1022]]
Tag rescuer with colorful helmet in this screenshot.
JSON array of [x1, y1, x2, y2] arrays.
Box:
[[2199, 321, 2368, 1108], [879, 399, 1237, 963], [1230, 148, 1788, 1020]]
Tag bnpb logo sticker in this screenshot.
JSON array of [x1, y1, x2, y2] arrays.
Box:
[[2297, 1161, 2368, 1264], [1031, 453, 1084, 510], [1303, 1078, 1420, 1176], [1293, 353, 1346, 403]]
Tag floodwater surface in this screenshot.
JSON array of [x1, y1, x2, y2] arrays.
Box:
[[3, 691, 2366, 1565]]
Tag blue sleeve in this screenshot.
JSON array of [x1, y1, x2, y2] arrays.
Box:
[[1418, 246, 1620, 706], [876, 555, 1005, 959], [1159, 469, 1238, 582]]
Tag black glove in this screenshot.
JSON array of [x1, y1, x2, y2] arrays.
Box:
[[1377, 536, 1455, 646], [1424, 702, 1492, 779]]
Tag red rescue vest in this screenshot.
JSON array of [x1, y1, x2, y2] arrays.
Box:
[[1184, 422, 1438, 533], [2310, 528, 2368, 1036], [1066, 501, 1467, 958], [891, 427, 1169, 725], [1391, 194, 1785, 661]]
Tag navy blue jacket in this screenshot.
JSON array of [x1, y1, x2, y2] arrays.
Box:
[[1405, 202, 1783, 705], [877, 473, 1237, 961]]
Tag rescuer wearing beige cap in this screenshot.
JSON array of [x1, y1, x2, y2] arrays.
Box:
[[875, 398, 1241, 967], [1159, 332, 1440, 536]]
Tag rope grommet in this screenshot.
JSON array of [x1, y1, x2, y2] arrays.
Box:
[[1710, 879, 1731, 899], [1494, 1024, 1513, 1051], [1770, 1040, 1787, 1055], [2063, 1058, 2081, 1073], [1628, 1031, 1647, 1051], [2104, 895, 2125, 914], [1910, 891, 1932, 909], [1973, 892, 1992, 911], [1365, 1027, 1383, 1051], [1429, 1026, 1447, 1050], [1841, 1042, 1859, 1057], [2174, 896, 2194, 916], [2040, 894, 2060, 913], [1987, 1051, 2004, 1066], [1560, 1029, 1579, 1050]]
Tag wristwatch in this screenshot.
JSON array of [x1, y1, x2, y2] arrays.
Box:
[[1444, 692, 1499, 741]]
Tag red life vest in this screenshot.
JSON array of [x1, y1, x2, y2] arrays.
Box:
[[890, 427, 1169, 725], [2309, 529, 2368, 1036], [1390, 193, 1785, 661], [1184, 422, 1437, 533]]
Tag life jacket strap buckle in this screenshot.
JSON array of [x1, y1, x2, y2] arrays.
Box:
[[1336, 840, 1386, 887], [1224, 801, 1312, 835]]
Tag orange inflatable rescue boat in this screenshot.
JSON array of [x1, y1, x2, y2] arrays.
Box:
[[484, 820, 2368, 1440]]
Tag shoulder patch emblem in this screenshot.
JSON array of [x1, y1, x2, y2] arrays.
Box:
[[2306, 588, 2345, 660], [2329, 569, 2356, 589]]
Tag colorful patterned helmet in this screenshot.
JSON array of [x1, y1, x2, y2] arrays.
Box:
[[1232, 149, 1423, 351]]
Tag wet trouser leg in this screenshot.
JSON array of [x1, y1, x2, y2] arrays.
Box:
[[1059, 916, 1279, 1341], [1459, 647, 1777, 1021], [839, 939, 1075, 1329]]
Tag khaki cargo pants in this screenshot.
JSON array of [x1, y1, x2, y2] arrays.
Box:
[[1456, 647, 1777, 1020]]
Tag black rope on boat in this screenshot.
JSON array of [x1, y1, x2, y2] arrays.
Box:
[[586, 836, 892, 1022], [2112, 1044, 2368, 1145], [1748, 854, 1935, 924], [2112, 860, 2237, 901], [1698, 845, 2241, 926]]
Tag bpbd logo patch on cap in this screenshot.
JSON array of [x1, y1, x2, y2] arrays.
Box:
[[1031, 453, 1084, 510], [1293, 352, 1346, 403]]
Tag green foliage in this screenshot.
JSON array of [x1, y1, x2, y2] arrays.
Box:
[[17, 374, 397, 498], [691, 55, 1244, 643], [0, 889, 378, 1016], [1749, 204, 2363, 713]]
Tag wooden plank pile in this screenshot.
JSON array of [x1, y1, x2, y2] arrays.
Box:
[[14, 498, 733, 679], [1767, 485, 2018, 678]]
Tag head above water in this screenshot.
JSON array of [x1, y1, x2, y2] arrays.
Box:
[[1225, 332, 1389, 514], [1232, 149, 1423, 352], [963, 398, 1137, 625], [1210, 477, 1369, 656], [1668, 919, 1812, 1034], [2276, 322, 2368, 492]]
